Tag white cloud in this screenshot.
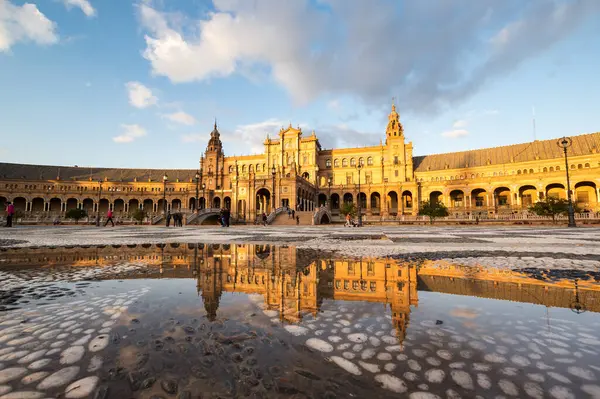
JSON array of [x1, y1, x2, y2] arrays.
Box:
[[113, 124, 147, 143], [222, 119, 287, 154], [163, 111, 196, 125], [441, 129, 469, 138], [0, 0, 58, 52], [181, 133, 204, 143], [126, 81, 157, 108], [62, 0, 96, 17], [327, 99, 340, 110], [453, 119, 468, 128], [136, 0, 600, 113]]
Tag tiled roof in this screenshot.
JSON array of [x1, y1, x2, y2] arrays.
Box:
[[0, 163, 198, 183], [413, 132, 600, 172]]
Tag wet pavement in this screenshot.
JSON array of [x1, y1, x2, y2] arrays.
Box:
[[1, 243, 600, 398]]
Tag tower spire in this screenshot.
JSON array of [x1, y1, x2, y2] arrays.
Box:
[[214, 118, 217, 130]]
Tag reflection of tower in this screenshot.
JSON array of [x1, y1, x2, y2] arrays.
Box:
[[316, 259, 335, 312], [388, 263, 417, 341], [200, 247, 223, 321]]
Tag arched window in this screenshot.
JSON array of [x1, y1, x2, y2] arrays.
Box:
[[367, 157, 373, 166], [493, 172, 497, 176], [543, 167, 547, 172], [242, 165, 246, 173], [550, 167, 554, 172], [523, 169, 527, 174], [578, 164, 583, 169], [359, 157, 364, 166], [556, 166, 560, 171], [249, 164, 253, 172], [256, 164, 260, 172], [571, 164, 576, 169], [471, 174, 475, 178], [228, 165, 233, 173], [326, 159, 332, 168], [529, 169, 534, 174], [517, 170, 521, 175], [585, 163, 590, 168], [350, 158, 356, 167], [342, 159, 348, 167], [334, 159, 340, 167]]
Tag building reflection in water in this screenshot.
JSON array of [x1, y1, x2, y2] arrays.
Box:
[[1, 243, 599, 342]]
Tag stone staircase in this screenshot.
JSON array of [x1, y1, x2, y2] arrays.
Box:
[[270, 211, 313, 225]]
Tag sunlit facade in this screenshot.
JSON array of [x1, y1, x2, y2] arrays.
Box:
[[1, 103, 599, 222]]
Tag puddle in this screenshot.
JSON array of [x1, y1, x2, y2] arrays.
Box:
[[1, 243, 600, 398]]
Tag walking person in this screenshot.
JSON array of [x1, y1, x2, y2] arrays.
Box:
[[262, 212, 267, 226], [296, 215, 300, 225], [5, 201, 14, 227], [291, 209, 295, 219], [224, 208, 231, 227], [104, 209, 115, 227], [165, 211, 171, 227]]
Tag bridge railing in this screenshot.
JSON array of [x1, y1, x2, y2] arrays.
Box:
[[313, 206, 332, 225], [186, 208, 222, 225], [267, 207, 286, 224]]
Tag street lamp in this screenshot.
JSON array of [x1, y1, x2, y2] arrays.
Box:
[[328, 177, 332, 209], [271, 166, 276, 211], [357, 164, 362, 227], [194, 171, 200, 213], [163, 174, 168, 215], [202, 183, 206, 209], [557, 137, 576, 227], [95, 179, 102, 227]]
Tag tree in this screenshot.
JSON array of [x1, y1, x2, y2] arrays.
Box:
[[340, 202, 357, 217], [418, 200, 449, 224], [65, 208, 87, 224], [529, 197, 576, 223], [131, 208, 146, 225]]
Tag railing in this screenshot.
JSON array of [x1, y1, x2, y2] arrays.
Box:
[[151, 214, 164, 225], [186, 208, 221, 225], [267, 207, 286, 224]]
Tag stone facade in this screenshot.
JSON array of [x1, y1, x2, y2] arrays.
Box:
[[1, 104, 599, 222]]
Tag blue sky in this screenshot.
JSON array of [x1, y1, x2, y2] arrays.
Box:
[[1, 0, 599, 169]]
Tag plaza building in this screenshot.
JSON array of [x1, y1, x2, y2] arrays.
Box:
[[1, 103, 599, 223]]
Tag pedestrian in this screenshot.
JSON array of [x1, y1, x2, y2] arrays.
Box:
[[166, 210, 171, 227], [104, 209, 115, 227], [5, 201, 14, 227], [262, 212, 267, 226], [224, 208, 231, 227], [288, 209, 291, 219], [178, 213, 184, 227], [291, 209, 295, 219], [345, 213, 351, 227], [296, 215, 300, 225]]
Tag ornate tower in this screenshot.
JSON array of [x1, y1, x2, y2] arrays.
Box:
[[385, 102, 414, 183], [203, 121, 224, 192]]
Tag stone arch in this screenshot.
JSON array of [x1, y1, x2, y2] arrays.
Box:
[[49, 197, 61, 212], [343, 193, 353, 204], [357, 192, 367, 209], [370, 192, 381, 212], [319, 213, 331, 224], [255, 188, 271, 214], [401, 190, 413, 213], [32, 197, 44, 212], [224, 196, 231, 210], [519, 185, 537, 207], [83, 198, 95, 213], [237, 199, 246, 218], [330, 193, 340, 210], [302, 172, 310, 180], [99, 198, 110, 214], [471, 188, 487, 208], [449, 190, 464, 208], [429, 191, 443, 204], [546, 183, 566, 199], [129, 198, 140, 212], [13, 197, 26, 213], [493, 187, 511, 207], [574, 181, 597, 209], [143, 199, 153, 213], [113, 198, 125, 213], [66, 198, 78, 211], [387, 191, 398, 214], [213, 196, 221, 208]]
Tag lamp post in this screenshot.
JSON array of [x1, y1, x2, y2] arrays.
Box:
[[162, 174, 168, 215], [357, 164, 363, 227], [271, 166, 276, 211], [202, 183, 206, 209], [557, 137, 576, 227], [194, 171, 200, 213], [95, 179, 102, 227], [328, 177, 332, 209]]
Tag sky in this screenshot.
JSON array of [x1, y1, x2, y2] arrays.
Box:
[[0, 0, 599, 169]]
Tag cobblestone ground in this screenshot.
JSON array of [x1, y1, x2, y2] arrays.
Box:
[[2, 225, 600, 271]]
